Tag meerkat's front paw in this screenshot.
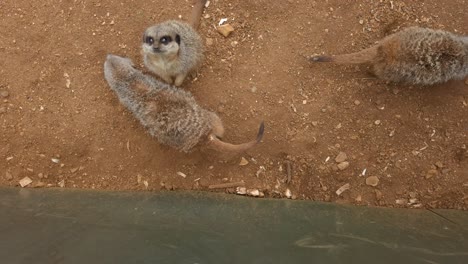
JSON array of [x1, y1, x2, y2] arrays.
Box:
[[174, 73, 187, 86]]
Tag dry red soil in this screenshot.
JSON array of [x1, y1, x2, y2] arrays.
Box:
[[1, 0, 467, 209]]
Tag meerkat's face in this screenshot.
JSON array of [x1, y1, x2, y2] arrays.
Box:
[[142, 26, 181, 59]]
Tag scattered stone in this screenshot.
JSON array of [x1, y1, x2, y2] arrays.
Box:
[[337, 161, 350, 170], [335, 152, 347, 163], [284, 188, 292, 199], [374, 120, 381, 125], [177, 171, 187, 178], [355, 195, 362, 202], [354, 100, 361, 105], [396, 198, 408, 205], [236, 187, 247, 195], [58, 179, 65, 188], [409, 198, 418, 205], [206, 38, 213, 46], [70, 167, 79, 173], [51, 158, 60, 164], [34, 182, 46, 188], [435, 161, 444, 169], [137, 174, 142, 184], [248, 189, 264, 197], [5, 171, 13, 181], [217, 24, 234, 37], [239, 157, 249, 166], [19, 177, 33, 187], [336, 183, 350, 196], [365, 176, 379, 187], [38, 173, 44, 179], [143, 180, 149, 189], [426, 169, 438, 179], [0, 90, 9, 98]]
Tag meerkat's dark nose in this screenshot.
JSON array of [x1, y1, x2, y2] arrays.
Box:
[[153, 47, 161, 53]]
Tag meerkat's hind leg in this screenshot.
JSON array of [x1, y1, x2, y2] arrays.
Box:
[[174, 73, 188, 86]]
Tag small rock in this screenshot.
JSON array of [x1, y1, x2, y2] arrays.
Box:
[[236, 187, 247, 195], [58, 179, 65, 188], [19, 177, 33, 187], [51, 158, 60, 164], [359, 19, 364, 25], [337, 161, 349, 170], [5, 171, 13, 181], [396, 198, 408, 205], [374, 120, 381, 125], [365, 176, 379, 187], [435, 161, 444, 169], [284, 188, 292, 199], [355, 195, 362, 202], [143, 180, 149, 189], [335, 152, 347, 163], [336, 183, 350, 196], [34, 182, 46, 188], [248, 189, 261, 197], [426, 169, 438, 179], [354, 100, 361, 105], [38, 173, 44, 179], [217, 24, 234, 37], [206, 38, 213, 46], [177, 171, 187, 178], [70, 167, 79, 173], [0, 90, 9, 98], [0, 107, 6, 114], [239, 157, 249, 166]]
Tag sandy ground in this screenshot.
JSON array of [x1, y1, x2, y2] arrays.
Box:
[[1, 0, 467, 209]]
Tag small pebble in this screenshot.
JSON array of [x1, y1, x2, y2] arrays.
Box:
[[239, 157, 249, 166], [19, 177, 33, 187], [335, 152, 347, 163], [365, 176, 379, 187], [206, 38, 213, 46], [337, 161, 350, 170], [354, 100, 361, 105], [217, 24, 234, 37], [284, 188, 292, 199], [374, 120, 381, 125], [425, 169, 438, 179], [0, 107, 6, 114]]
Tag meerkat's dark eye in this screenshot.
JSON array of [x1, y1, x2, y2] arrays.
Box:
[[145, 36, 154, 45], [160, 36, 172, 45]]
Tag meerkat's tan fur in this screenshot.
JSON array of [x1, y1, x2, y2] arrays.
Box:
[[310, 27, 468, 85], [142, 0, 207, 86], [104, 54, 264, 153]]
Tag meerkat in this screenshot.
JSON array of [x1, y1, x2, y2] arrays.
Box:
[[310, 27, 468, 85], [104, 54, 264, 153], [141, 0, 207, 86]]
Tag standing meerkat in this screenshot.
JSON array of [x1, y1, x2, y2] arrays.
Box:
[[104, 54, 264, 153], [142, 0, 207, 86], [310, 27, 468, 85]]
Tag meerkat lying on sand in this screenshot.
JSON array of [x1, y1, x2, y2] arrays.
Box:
[[104, 54, 264, 153]]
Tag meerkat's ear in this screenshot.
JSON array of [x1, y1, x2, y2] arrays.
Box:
[[175, 34, 181, 45]]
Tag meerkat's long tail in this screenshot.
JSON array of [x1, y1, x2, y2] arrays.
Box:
[[310, 45, 378, 64], [208, 121, 264, 153], [189, 0, 207, 29]]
